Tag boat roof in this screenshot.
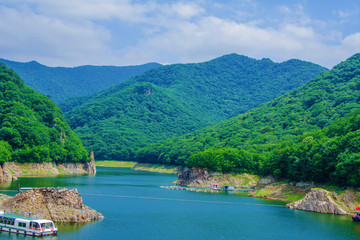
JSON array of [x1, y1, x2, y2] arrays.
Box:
[[35, 219, 54, 224], [0, 212, 53, 223]]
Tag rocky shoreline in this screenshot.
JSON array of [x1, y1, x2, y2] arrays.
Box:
[[178, 167, 259, 188], [0, 160, 96, 183], [177, 167, 360, 215], [0, 187, 103, 223]]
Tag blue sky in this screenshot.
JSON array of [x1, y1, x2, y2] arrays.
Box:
[[0, 0, 359, 68]]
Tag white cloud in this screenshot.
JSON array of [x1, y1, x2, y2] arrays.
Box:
[[170, 2, 204, 19], [0, 5, 113, 66], [24, 0, 151, 22], [279, 5, 291, 15], [0, 0, 359, 68], [120, 13, 360, 68]]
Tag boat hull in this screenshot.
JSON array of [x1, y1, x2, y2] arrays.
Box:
[[0, 225, 57, 237]]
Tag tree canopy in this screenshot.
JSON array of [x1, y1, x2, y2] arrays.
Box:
[[135, 53, 360, 186], [0, 58, 161, 103], [0, 63, 90, 163], [62, 54, 327, 160]]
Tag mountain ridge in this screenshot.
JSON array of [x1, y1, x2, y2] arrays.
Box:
[[0, 58, 162, 103], [134, 53, 360, 186], [62, 53, 328, 160]]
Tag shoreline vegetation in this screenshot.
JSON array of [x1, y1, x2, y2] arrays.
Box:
[[0, 161, 96, 183], [95, 160, 182, 174], [94, 161, 360, 215], [175, 167, 360, 215]]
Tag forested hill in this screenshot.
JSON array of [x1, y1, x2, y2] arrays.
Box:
[[0, 63, 90, 163], [62, 54, 327, 160], [135, 53, 360, 186], [0, 58, 162, 103]]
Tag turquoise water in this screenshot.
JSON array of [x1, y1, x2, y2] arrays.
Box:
[[0, 167, 359, 240]]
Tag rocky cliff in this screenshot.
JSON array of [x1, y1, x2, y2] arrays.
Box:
[[178, 168, 360, 215], [178, 167, 259, 188], [0, 187, 103, 223], [0, 160, 96, 183], [178, 167, 210, 186], [287, 188, 348, 214]]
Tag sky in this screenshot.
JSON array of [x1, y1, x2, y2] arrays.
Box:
[[0, 0, 359, 69]]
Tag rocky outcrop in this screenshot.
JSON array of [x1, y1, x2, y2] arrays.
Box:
[[255, 176, 275, 188], [178, 167, 259, 188], [0, 187, 103, 223], [330, 189, 359, 213], [84, 159, 96, 175], [178, 167, 210, 186], [0, 161, 96, 183], [287, 188, 348, 215]]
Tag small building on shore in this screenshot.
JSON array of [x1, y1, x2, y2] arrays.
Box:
[[223, 185, 235, 191], [210, 183, 220, 190]]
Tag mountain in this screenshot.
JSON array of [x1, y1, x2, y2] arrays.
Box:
[[0, 63, 90, 163], [0, 58, 162, 103], [62, 54, 327, 160], [135, 53, 360, 186]]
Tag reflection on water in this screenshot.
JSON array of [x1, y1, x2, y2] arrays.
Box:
[[57, 222, 87, 232], [353, 222, 360, 237]]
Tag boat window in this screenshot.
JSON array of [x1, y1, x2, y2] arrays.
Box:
[[44, 222, 54, 229], [18, 222, 26, 227], [31, 222, 40, 228]]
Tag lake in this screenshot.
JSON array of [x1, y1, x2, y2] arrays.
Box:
[[0, 167, 359, 240]]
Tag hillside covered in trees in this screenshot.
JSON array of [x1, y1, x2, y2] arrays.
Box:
[[0, 58, 162, 103], [62, 54, 327, 160], [0, 63, 90, 163], [135, 53, 360, 186]]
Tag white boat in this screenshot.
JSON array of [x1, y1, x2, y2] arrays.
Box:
[[0, 211, 58, 237]]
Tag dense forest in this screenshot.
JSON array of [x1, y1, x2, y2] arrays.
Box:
[[134, 53, 360, 186], [62, 54, 327, 160], [0, 63, 90, 163], [0, 58, 161, 103]]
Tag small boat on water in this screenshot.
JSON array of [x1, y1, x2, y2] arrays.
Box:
[[352, 212, 360, 222], [0, 210, 58, 237]]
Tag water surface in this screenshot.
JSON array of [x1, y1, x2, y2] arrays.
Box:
[[0, 167, 359, 240]]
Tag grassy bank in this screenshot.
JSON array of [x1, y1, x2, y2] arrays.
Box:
[[95, 160, 137, 168], [132, 163, 181, 174], [249, 184, 309, 203], [95, 160, 181, 174]]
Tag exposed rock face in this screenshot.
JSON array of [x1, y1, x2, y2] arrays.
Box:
[[178, 167, 258, 188], [330, 189, 360, 213], [287, 188, 348, 215], [84, 159, 96, 175], [0, 161, 96, 183], [0, 188, 103, 223], [178, 167, 210, 186], [256, 176, 275, 187]]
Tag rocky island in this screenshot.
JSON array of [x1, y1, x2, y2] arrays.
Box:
[[0, 187, 103, 223]]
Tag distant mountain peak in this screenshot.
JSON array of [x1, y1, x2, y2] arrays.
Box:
[[27, 60, 41, 65], [0, 58, 162, 103], [60, 53, 328, 161]]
